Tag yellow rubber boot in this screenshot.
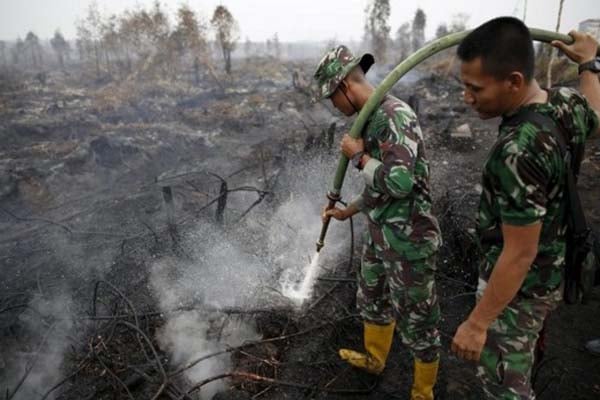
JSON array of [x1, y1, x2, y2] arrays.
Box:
[[338, 321, 396, 374], [411, 357, 439, 400]]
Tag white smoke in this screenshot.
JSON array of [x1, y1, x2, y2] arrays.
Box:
[[3, 290, 76, 400], [149, 152, 361, 397], [157, 311, 258, 399], [149, 235, 265, 398]]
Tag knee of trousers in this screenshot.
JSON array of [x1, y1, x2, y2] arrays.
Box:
[[357, 286, 394, 325]]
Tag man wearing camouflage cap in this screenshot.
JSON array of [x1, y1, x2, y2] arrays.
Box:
[[315, 45, 442, 400]]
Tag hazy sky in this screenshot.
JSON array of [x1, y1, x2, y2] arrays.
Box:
[[0, 0, 598, 42]]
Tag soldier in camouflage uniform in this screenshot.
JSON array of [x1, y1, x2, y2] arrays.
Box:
[[314, 45, 442, 400], [451, 18, 600, 399]]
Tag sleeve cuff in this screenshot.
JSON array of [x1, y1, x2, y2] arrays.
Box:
[[349, 194, 365, 212], [361, 158, 382, 188], [500, 214, 544, 226]]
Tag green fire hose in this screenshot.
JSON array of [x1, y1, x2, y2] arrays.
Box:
[[316, 28, 600, 252]]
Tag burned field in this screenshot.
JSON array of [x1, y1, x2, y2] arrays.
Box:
[[1, 57, 599, 400]]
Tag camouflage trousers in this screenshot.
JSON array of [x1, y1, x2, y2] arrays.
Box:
[[476, 279, 561, 399], [356, 227, 441, 362]]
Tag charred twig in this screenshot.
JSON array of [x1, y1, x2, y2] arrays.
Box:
[[40, 354, 92, 400], [323, 364, 352, 389], [160, 382, 194, 400], [304, 282, 340, 313], [258, 314, 359, 344], [92, 280, 156, 366], [0, 206, 72, 234], [183, 180, 208, 194], [170, 314, 359, 378], [92, 320, 169, 400], [229, 186, 272, 195], [140, 219, 160, 245], [0, 247, 50, 261], [236, 190, 268, 222], [227, 163, 260, 179], [92, 280, 140, 328], [184, 373, 234, 397], [238, 349, 279, 367], [71, 305, 287, 322], [186, 371, 378, 396], [252, 385, 273, 399], [117, 320, 167, 380], [170, 349, 231, 379], [326, 292, 352, 317], [192, 185, 270, 221], [0, 205, 131, 241], [91, 342, 135, 400], [0, 303, 29, 314]]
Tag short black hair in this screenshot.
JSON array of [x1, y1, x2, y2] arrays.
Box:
[[457, 17, 534, 81]]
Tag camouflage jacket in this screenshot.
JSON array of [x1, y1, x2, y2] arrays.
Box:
[[478, 87, 599, 298], [355, 94, 441, 261]]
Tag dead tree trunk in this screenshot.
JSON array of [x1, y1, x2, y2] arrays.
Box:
[[162, 186, 180, 250], [224, 48, 232, 74], [94, 43, 100, 79], [104, 46, 111, 76], [193, 57, 200, 86], [216, 180, 228, 225]]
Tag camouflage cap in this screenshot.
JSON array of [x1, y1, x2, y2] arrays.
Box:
[[313, 45, 374, 101]]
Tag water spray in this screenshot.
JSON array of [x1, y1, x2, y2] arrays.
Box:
[[315, 28, 599, 253]]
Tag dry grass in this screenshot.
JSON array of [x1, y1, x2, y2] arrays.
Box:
[[91, 78, 193, 112], [91, 81, 138, 112]]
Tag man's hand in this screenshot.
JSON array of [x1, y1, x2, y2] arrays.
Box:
[[451, 223, 541, 362], [552, 30, 598, 65], [451, 318, 488, 362], [322, 205, 351, 222], [340, 134, 364, 158]]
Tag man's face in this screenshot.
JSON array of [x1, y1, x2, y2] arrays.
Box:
[[460, 57, 514, 119], [329, 82, 356, 117]]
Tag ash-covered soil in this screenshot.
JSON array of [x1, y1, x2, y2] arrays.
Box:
[[1, 58, 599, 400]]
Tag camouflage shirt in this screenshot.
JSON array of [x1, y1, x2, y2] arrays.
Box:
[[356, 94, 441, 261], [478, 87, 599, 298]]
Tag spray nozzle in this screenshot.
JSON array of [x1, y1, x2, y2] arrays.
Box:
[[316, 239, 324, 253], [315, 191, 341, 253]]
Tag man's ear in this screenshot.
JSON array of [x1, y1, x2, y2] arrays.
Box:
[[507, 71, 525, 92], [339, 79, 349, 93]]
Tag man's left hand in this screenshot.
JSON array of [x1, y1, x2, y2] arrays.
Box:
[[451, 318, 488, 362], [340, 134, 364, 158], [551, 30, 598, 65]]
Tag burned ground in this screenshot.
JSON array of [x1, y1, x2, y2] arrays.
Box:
[[1, 57, 599, 400]]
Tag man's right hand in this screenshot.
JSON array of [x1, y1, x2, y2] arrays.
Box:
[[552, 30, 598, 65], [322, 205, 350, 223]]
